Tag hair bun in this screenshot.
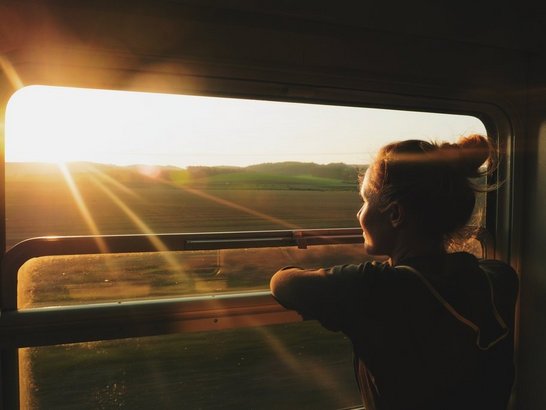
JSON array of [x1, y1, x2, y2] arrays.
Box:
[[441, 134, 494, 178]]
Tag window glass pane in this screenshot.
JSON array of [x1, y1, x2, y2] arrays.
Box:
[[5, 86, 487, 247], [19, 243, 370, 308], [20, 322, 361, 409]]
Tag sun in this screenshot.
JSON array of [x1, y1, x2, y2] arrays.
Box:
[[6, 86, 82, 164]]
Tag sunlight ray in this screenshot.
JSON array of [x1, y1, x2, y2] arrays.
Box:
[[84, 163, 142, 199], [87, 174, 189, 280], [0, 55, 23, 90], [58, 163, 109, 253], [152, 176, 302, 230], [183, 186, 300, 229], [252, 325, 353, 405], [88, 175, 170, 252]]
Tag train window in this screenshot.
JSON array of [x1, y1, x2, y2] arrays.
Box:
[[5, 85, 490, 409]]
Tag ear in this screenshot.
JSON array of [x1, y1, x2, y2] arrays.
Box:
[[385, 201, 404, 228]]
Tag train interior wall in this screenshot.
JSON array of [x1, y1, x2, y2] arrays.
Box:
[[518, 52, 546, 409]]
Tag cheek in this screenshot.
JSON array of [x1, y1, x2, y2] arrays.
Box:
[[360, 211, 373, 245], [360, 207, 383, 248], [357, 205, 367, 229]]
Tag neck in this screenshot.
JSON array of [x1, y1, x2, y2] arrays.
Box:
[[388, 233, 445, 266]]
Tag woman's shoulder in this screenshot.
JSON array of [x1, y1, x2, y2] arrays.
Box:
[[478, 258, 519, 305], [479, 258, 518, 278]]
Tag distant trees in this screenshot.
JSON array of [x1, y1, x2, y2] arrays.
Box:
[[186, 166, 240, 179], [246, 161, 365, 182]]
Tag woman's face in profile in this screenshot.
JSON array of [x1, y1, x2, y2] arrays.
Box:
[[357, 170, 395, 256]]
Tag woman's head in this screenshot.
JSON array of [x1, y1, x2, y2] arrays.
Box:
[[361, 134, 496, 245]]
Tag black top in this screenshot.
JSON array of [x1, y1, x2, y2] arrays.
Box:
[[271, 252, 518, 410]]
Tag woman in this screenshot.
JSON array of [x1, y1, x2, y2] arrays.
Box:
[[270, 135, 518, 410]]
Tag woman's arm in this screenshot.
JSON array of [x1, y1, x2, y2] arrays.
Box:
[[271, 262, 378, 331], [270, 266, 331, 312]]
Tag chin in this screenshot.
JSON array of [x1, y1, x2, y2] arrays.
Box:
[[364, 244, 377, 255], [365, 244, 389, 258]]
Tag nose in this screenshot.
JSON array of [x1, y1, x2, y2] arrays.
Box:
[[357, 205, 363, 220]]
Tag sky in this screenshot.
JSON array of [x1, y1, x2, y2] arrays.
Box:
[[5, 85, 487, 168]]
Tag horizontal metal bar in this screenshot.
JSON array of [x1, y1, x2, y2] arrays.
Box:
[[1, 228, 363, 310], [0, 291, 301, 348]]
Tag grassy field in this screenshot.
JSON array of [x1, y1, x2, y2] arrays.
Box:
[[22, 322, 361, 409], [8, 162, 366, 409], [190, 171, 355, 190], [6, 163, 362, 247]]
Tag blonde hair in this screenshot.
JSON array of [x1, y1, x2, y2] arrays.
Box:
[[365, 134, 497, 238]]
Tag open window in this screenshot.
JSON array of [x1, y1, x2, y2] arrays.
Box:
[[2, 85, 490, 409]]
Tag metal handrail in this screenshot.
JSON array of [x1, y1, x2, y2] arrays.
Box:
[[1, 228, 364, 311]]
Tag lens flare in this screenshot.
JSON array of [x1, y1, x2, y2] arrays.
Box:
[[58, 163, 109, 253]]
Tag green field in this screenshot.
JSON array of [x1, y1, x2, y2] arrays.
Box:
[[191, 171, 355, 190], [22, 322, 361, 410], [6, 162, 362, 246], [8, 162, 366, 409]]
